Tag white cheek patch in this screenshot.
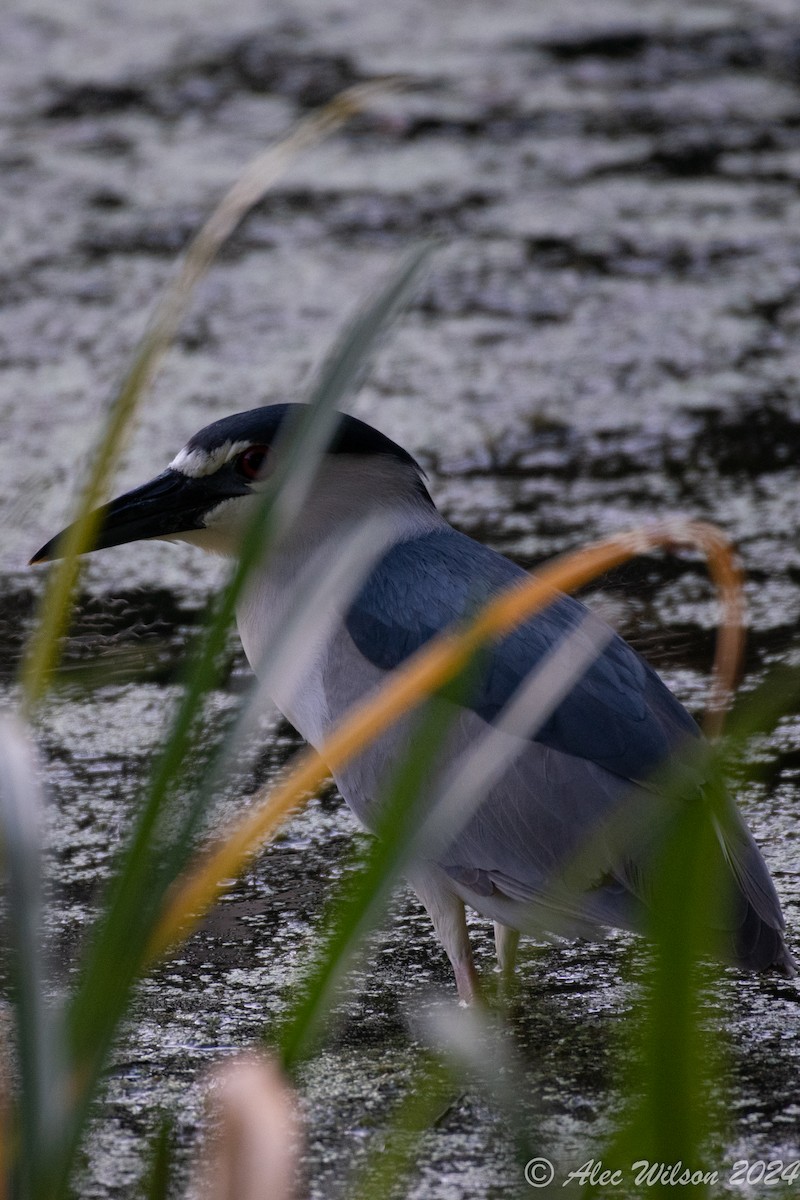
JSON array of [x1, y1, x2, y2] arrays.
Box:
[[172, 496, 257, 557], [170, 440, 251, 478], [200, 497, 244, 529]]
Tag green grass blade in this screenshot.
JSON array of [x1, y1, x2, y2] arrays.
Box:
[[138, 1117, 174, 1200], [593, 805, 720, 1199], [276, 691, 461, 1069], [276, 619, 610, 1067], [60, 244, 434, 1188], [140, 235, 436, 886], [68, 242, 434, 1050], [0, 718, 67, 1197], [583, 667, 800, 1196]]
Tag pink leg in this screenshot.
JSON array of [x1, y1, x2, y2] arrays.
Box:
[[409, 869, 482, 1005], [493, 921, 520, 996]]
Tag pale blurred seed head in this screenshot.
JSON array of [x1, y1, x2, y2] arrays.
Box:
[[194, 1052, 301, 1200]]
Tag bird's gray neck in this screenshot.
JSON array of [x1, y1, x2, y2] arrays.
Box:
[[235, 454, 444, 683]]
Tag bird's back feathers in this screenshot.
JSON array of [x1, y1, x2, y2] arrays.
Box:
[[346, 528, 700, 781]]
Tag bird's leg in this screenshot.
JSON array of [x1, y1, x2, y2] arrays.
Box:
[[409, 871, 482, 1005], [493, 922, 520, 999]]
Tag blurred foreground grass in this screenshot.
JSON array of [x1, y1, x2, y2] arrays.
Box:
[[2, 87, 797, 1200]]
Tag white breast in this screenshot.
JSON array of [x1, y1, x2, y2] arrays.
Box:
[[232, 453, 445, 748]]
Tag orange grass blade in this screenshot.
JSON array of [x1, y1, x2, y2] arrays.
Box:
[[21, 82, 394, 714], [145, 518, 744, 963]]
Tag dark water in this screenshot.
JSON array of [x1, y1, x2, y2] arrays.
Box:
[[2, 1, 800, 1195]]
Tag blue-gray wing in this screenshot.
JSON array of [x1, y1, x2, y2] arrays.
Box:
[[345, 528, 700, 782], [344, 529, 792, 971]]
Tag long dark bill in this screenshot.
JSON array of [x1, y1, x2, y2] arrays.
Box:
[[29, 469, 225, 564]]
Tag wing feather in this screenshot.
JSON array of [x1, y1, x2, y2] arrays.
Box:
[[346, 528, 699, 781]]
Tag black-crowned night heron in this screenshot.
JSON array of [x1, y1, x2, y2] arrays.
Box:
[[31, 404, 795, 1001]]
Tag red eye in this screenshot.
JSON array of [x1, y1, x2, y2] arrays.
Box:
[[236, 445, 269, 480]]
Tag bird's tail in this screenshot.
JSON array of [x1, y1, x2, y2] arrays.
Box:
[[604, 780, 795, 976], [712, 804, 796, 976]]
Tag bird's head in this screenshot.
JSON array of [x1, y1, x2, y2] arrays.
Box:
[[30, 405, 434, 565]]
